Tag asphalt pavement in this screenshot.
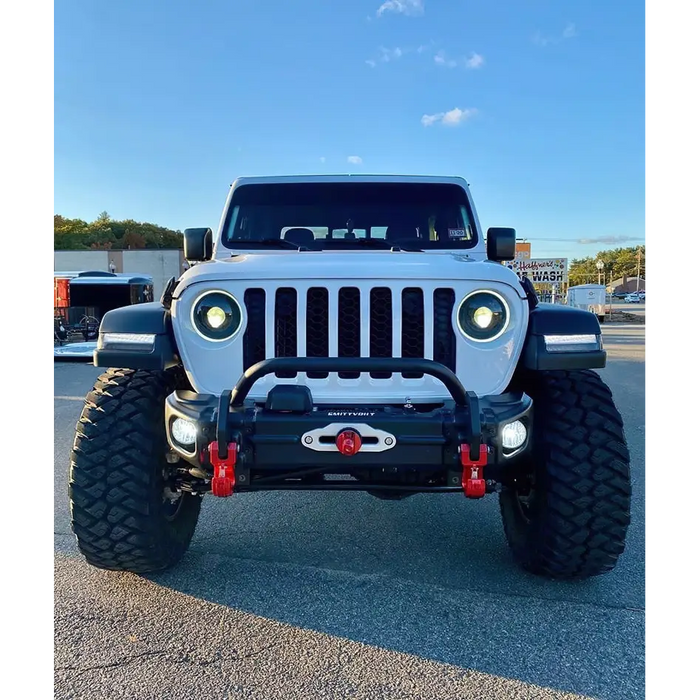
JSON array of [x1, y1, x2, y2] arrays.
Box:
[[54, 323, 645, 700]]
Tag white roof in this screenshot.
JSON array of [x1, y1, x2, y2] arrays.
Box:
[[231, 174, 469, 188]]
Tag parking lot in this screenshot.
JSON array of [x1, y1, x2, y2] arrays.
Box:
[[54, 323, 645, 700]]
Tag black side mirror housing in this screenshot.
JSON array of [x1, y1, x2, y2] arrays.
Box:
[[486, 227, 516, 261], [184, 228, 213, 262]]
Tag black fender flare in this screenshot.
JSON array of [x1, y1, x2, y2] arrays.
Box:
[[93, 302, 180, 370], [519, 303, 606, 371]]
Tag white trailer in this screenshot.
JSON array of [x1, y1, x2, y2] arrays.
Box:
[[566, 284, 607, 322]]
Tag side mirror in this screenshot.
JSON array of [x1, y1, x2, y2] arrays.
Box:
[[486, 227, 516, 261], [184, 228, 213, 262]]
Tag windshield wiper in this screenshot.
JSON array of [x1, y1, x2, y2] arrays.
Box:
[[228, 238, 423, 252], [229, 238, 308, 251], [327, 238, 424, 252]]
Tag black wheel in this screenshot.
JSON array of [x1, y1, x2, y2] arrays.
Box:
[[69, 368, 202, 573], [499, 370, 631, 580]]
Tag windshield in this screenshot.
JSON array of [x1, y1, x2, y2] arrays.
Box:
[[221, 182, 478, 250]]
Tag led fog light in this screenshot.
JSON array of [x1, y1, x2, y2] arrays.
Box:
[[171, 418, 197, 447], [502, 420, 527, 450]]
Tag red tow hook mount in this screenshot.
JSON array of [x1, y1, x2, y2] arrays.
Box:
[[207, 441, 237, 497], [459, 443, 489, 498], [336, 429, 362, 456]]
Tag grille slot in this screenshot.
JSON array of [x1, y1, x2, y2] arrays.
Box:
[[306, 287, 329, 378], [274, 288, 297, 378], [338, 287, 361, 378], [369, 287, 393, 378], [243, 289, 266, 371], [433, 288, 456, 372], [401, 288, 425, 378]]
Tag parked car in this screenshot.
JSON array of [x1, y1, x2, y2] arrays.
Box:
[[624, 293, 642, 303]]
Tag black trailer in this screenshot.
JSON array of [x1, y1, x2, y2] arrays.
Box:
[[54, 271, 154, 345]]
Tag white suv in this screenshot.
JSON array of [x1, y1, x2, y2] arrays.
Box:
[[69, 174, 632, 581]]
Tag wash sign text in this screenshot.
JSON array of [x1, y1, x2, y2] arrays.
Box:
[[506, 258, 568, 284]]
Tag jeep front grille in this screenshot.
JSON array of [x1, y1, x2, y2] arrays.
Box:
[[242, 285, 457, 376]]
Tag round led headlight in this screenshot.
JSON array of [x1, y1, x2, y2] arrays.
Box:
[[192, 291, 242, 341], [457, 290, 510, 342]]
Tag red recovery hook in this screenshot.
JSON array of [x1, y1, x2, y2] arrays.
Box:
[[459, 443, 489, 498], [206, 442, 238, 497]]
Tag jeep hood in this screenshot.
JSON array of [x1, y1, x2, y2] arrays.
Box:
[[175, 252, 525, 297]]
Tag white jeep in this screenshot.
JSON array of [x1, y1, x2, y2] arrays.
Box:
[[69, 175, 631, 579]]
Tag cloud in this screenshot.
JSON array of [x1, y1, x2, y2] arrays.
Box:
[[465, 52, 484, 69], [380, 46, 403, 62], [533, 22, 577, 47], [377, 0, 424, 17], [434, 50, 484, 69], [442, 107, 476, 125], [528, 235, 644, 244], [347, 155, 363, 164], [576, 235, 642, 244], [434, 51, 457, 68], [366, 46, 405, 66], [421, 107, 477, 127], [562, 22, 577, 39]]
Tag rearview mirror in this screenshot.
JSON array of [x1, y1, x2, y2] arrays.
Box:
[[184, 228, 213, 262], [486, 227, 516, 261]]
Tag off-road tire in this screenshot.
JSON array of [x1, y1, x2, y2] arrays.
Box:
[[69, 368, 202, 573], [499, 369, 631, 579]]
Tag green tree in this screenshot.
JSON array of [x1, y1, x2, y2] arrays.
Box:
[[569, 246, 645, 285], [55, 213, 184, 250], [123, 230, 147, 249], [54, 215, 90, 249]]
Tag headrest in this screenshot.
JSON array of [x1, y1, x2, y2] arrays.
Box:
[[283, 228, 315, 245], [386, 224, 418, 240]]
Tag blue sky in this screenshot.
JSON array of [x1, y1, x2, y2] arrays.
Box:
[[54, 0, 644, 259]]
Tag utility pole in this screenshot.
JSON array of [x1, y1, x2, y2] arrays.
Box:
[[636, 247, 642, 292]]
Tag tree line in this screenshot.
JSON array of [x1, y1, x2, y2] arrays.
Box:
[[568, 246, 645, 286], [54, 211, 183, 250]]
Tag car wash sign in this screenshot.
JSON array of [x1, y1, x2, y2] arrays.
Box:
[[505, 258, 568, 284]]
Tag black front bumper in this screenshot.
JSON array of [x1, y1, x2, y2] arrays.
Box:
[[165, 358, 532, 495]]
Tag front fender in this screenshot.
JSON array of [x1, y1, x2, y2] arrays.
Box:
[[519, 303, 606, 371], [93, 302, 179, 370]]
